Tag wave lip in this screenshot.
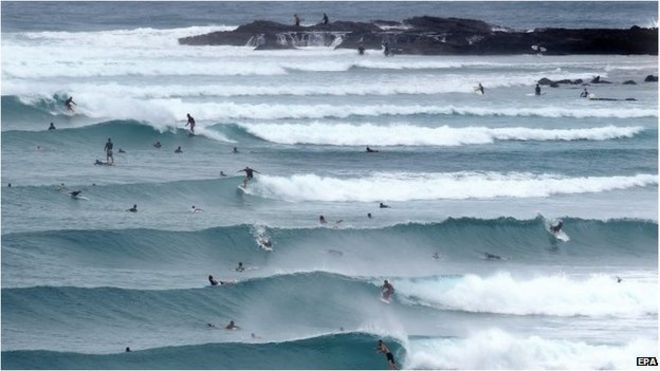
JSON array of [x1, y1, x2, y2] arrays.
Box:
[[239, 123, 645, 146], [246, 172, 658, 202]]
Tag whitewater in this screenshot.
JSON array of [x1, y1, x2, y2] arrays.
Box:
[[1, 2, 658, 370]]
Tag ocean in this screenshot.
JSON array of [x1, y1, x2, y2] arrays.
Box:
[[1, 1, 658, 369]]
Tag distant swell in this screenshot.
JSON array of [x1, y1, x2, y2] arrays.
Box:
[[247, 172, 658, 202], [238, 123, 645, 146], [1, 332, 401, 370]]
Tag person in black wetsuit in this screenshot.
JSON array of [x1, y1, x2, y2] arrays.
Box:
[[549, 220, 563, 233], [208, 275, 219, 286], [174, 146, 183, 153], [377, 340, 398, 370], [580, 88, 589, 98], [65, 97, 76, 112], [238, 167, 260, 187], [535, 83, 541, 96], [70, 190, 82, 198], [127, 204, 138, 213], [379, 202, 390, 208], [185, 113, 196, 134], [104, 138, 114, 164], [294, 14, 301, 26], [48, 122, 56, 130], [322, 13, 329, 24]]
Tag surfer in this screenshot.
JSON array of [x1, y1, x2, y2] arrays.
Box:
[[70, 190, 82, 199], [220, 171, 227, 177], [236, 262, 245, 272], [381, 280, 394, 301], [549, 220, 563, 233], [7, 183, 11, 188], [191, 205, 203, 213], [174, 146, 183, 153], [379, 202, 390, 208], [377, 340, 398, 370], [207, 323, 217, 328], [535, 83, 541, 96], [208, 275, 219, 286], [477, 82, 485, 95], [185, 113, 196, 134], [104, 138, 114, 164], [125, 347, 131, 353], [432, 252, 440, 260], [238, 167, 259, 188], [64, 97, 76, 112], [127, 204, 138, 213], [322, 13, 329, 24], [319, 215, 327, 224], [366, 146, 379, 153], [483, 252, 502, 260], [580, 88, 589, 98], [383, 41, 391, 56], [225, 320, 240, 330], [294, 14, 301, 27], [118, 148, 126, 154], [358, 45, 365, 55], [153, 141, 162, 148], [616, 276, 623, 283], [233, 147, 239, 154], [48, 122, 56, 130], [368, 213, 373, 219]]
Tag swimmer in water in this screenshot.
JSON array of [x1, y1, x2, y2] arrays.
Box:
[[366, 146, 379, 153], [48, 122, 56, 130], [153, 141, 162, 148], [70, 190, 82, 199], [174, 146, 183, 153], [127, 204, 138, 213], [191, 205, 203, 213], [319, 215, 327, 224], [379, 202, 390, 208], [368, 213, 373, 219], [236, 262, 245, 272]]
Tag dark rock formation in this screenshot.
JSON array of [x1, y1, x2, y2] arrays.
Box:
[[179, 16, 658, 55], [644, 74, 658, 82], [538, 77, 583, 87]]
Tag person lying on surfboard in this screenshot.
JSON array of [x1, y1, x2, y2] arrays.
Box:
[[238, 167, 259, 188]]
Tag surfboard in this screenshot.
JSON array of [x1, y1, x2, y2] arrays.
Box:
[[552, 230, 570, 242], [72, 196, 89, 201], [380, 297, 391, 304]]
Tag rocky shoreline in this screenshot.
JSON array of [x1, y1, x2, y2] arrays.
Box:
[[179, 16, 658, 55]]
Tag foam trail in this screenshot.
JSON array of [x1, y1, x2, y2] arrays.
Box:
[[247, 172, 658, 202], [240, 123, 645, 146], [405, 329, 658, 369], [394, 272, 657, 316]]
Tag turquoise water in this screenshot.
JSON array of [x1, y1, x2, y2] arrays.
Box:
[[1, 2, 658, 369]]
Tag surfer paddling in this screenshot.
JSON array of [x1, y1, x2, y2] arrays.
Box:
[[238, 167, 259, 188]]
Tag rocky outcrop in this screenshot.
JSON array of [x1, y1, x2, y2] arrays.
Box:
[[178, 16, 658, 55], [644, 74, 658, 82]]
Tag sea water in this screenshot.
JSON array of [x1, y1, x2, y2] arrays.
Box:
[[1, 2, 658, 369]]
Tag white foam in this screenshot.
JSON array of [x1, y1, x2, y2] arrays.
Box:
[[240, 123, 644, 146], [1, 72, 599, 98], [246, 172, 658, 202], [395, 272, 657, 316], [405, 329, 658, 369]]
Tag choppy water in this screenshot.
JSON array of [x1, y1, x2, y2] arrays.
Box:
[[1, 1, 658, 369]]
